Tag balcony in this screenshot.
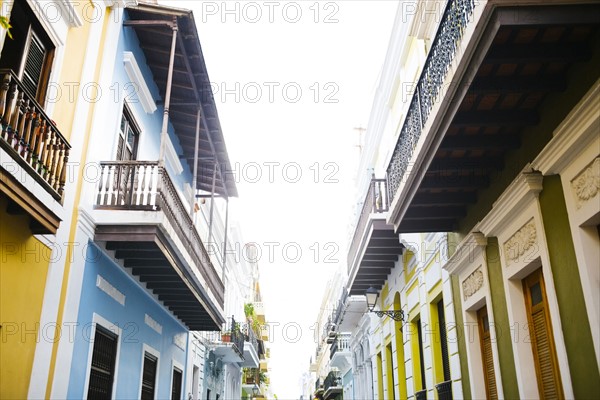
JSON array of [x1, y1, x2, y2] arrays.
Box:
[[241, 323, 260, 368], [347, 177, 404, 296], [329, 333, 351, 372], [436, 380, 453, 400], [213, 316, 245, 363], [314, 377, 324, 399], [331, 287, 367, 332], [323, 370, 342, 400], [93, 161, 224, 330], [385, 0, 600, 233], [253, 301, 266, 323], [0, 69, 70, 234]]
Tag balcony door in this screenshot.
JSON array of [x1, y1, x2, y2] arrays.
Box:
[[113, 107, 140, 204], [523, 268, 564, 399], [0, 0, 54, 103]]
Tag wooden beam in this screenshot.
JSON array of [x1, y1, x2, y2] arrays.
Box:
[[420, 175, 490, 190], [428, 157, 504, 172], [411, 191, 477, 206], [452, 111, 539, 127], [485, 43, 590, 64], [397, 219, 456, 233], [403, 206, 466, 220], [469, 75, 567, 94]]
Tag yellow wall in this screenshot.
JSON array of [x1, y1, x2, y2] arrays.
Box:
[[394, 293, 407, 399], [410, 318, 424, 391], [386, 342, 395, 399], [0, 195, 51, 399]]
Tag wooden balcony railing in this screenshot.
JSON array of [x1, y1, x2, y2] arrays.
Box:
[[386, 0, 476, 204], [330, 333, 351, 360], [347, 177, 389, 271], [0, 69, 70, 200], [95, 160, 224, 304]]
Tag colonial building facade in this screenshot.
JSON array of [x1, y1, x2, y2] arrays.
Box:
[[307, 0, 600, 399]]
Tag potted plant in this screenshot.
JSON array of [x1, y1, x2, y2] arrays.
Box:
[[221, 330, 231, 342]]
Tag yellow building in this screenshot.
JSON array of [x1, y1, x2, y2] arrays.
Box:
[[0, 0, 117, 397]]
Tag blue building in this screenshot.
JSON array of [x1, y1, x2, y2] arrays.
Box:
[[46, 2, 238, 398]]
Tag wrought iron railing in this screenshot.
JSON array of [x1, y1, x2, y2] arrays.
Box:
[[0, 69, 71, 200], [347, 177, 389, 271], [386, 0, 476, 203], [323, 371, 340, 391], [436, 380, 453, 400], [95, 161, 224, 305], [330, 333, 351, 359], [229, 316, 245, 358], [244, 320, 259, 356], [315, 377, 323, 392], [332, 287, 348, 326]]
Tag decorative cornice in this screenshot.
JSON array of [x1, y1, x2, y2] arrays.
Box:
[[503, 219, 537, 265], [571, 157, 599, 209], [444, 232, 487, 275], [123, 51, 157, 114], [533, 79, 600, 175], [462, 267, 484, 301], [476, 170, 542, 237]]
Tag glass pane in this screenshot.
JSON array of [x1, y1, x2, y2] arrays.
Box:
[[530, 282, 543, 306], [126, 126, 135, 149]]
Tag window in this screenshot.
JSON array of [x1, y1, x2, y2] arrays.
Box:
[[478, 306, 498, 400], [87, 325, 118, 400], [385, 343, 395, 399], [0, 0, 54, 103], [376, 351, 384, 399], [523, 268, 564, 399], [206, 389, 211, 399], [437, 300, 451, 382], [141, 352, 158, 400], [171, 367, 182, 400], [116, 107, 140, 161], [416, 318, 426, 390]]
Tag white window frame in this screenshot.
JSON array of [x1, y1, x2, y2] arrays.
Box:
[[82, 313, 123, 400], [138, 343, 161, 400]]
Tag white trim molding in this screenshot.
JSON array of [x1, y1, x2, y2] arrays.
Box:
[[56, 0, 83, 27], [103, 0, 138, 7], [144, 314, 163, 335], [123, 51, 157, 114]]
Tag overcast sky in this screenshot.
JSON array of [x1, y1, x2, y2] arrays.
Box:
[[170, 1, 398, 396]]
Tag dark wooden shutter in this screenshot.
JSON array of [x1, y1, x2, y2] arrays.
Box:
[[438, 300, 451, 382], [171, 368, 182, 400], [524, 269, 564, 400], [87, 326, 118, 400], [141, 353, 158, 400], [22, 31, 47, 100], [478, 306, 498, 400]]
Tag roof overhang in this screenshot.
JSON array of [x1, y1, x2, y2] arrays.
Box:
[[387, 2, 600, 233], [125, 3, 238, 197]]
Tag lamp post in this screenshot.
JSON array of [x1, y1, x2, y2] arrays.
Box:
[[252, 383, 259, 398], [365, 286, 404, 322]]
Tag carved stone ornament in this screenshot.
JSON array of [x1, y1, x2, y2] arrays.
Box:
[[571, 157, 600, 209], [504, 219, 537, 264], [462, 267, 484, 301]]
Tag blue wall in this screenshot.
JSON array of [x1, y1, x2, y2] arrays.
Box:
[[66, 243, 188, 399]]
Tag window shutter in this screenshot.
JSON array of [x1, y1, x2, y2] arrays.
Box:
[[171, 368, 182, 400], [22, 31, 46, 100], [478, 307, 498, 400], [141, 353, 158, 400], [87, 326, 118, 400]]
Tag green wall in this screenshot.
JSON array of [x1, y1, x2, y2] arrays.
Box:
[[450, 275, 472, 400], [486, 238, 520, 399], [539, 175, 600, 398]]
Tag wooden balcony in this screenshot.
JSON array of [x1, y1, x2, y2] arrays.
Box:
[[0, 70, 70, 201], [347, 177, 403, 296], [0, 69, 71, 234], [93, 161, 224, 330]]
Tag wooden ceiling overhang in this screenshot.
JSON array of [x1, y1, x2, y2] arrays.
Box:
[[349, 223, 405, 296], [397, 3, 600, 233], [96, 224, 225, 331], [125, 3, 238, 198]]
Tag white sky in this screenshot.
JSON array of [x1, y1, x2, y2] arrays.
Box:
[[170, 1, 398, 397]]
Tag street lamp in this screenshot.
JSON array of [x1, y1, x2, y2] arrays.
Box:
[[252, 384, 259, 397], [365, 286, 404, 322]]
